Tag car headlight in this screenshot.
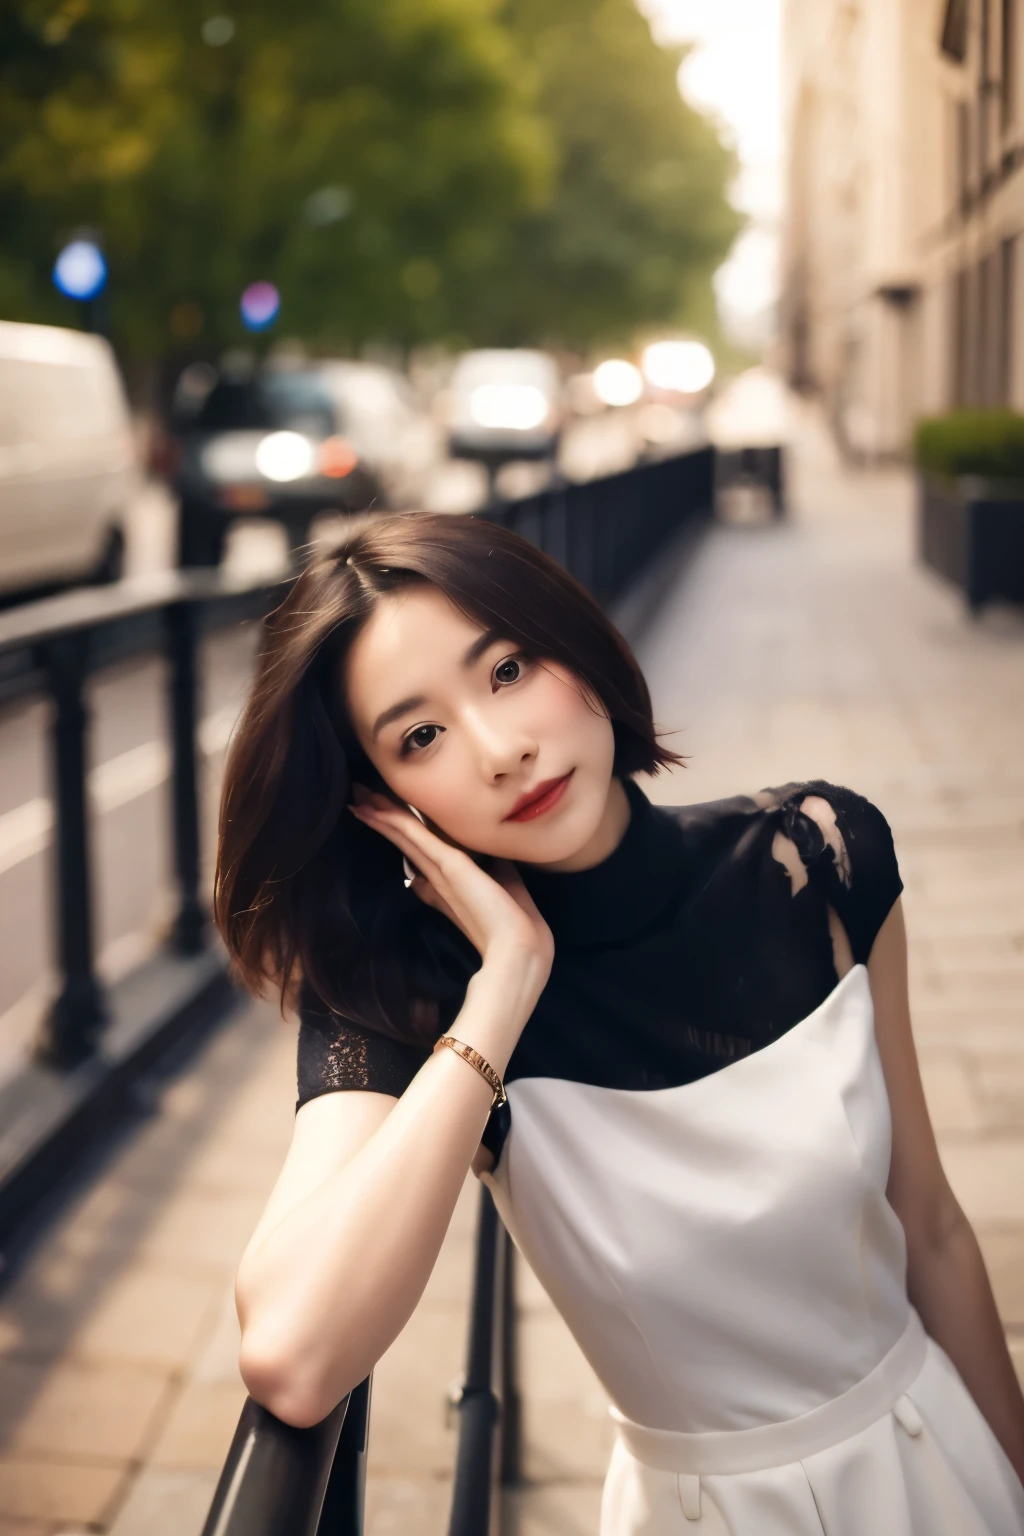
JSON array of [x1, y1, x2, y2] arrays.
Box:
[[467, 384, 550, 431], [200, 434, 259, 482], [255, 431, 316, 482]]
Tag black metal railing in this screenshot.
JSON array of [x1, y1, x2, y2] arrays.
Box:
[[201, 1378, 372, 1536], [0, 568, 284, 1251], [484, 445, 715, 606], [447, 1190, 520, 1534], [200, 444, 717, 1536], [201, 1186, 516, 1536], [714, 445, 786, 520]]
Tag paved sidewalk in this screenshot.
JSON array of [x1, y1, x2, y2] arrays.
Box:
[[0, 414, 1021, 1534]]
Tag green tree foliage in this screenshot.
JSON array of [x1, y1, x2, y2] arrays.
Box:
[[0, 0, 739, 356], [0, 0, 551, 354], [458, 0, 742, 349]]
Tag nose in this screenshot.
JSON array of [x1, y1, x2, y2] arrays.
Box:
[[460, 705, 538, 781]]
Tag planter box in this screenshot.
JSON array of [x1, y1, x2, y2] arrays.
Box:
[[918, 474, 1024, 611]]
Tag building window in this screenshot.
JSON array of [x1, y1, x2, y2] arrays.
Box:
[[1001, 236, 1016, 402], [981, 250, 999, 405], [1002, 0, 1017, 127], [980, 0, 993, 178], [941, 0, 969, 62], [953, 266, 972, 405], [957, 99, 973, 207]]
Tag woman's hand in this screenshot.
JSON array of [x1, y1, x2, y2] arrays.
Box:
[[348, 788, 554, 985]]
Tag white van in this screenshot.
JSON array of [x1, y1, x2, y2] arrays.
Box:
[[448, 349, 562, 464], [0, 321, 137, 596]]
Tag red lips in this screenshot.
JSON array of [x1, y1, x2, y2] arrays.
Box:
[[503, 770, 574, 822]]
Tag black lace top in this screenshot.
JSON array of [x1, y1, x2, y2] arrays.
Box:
[[296, 777, 903, 1163]]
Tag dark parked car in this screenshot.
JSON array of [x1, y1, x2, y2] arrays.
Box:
[[172, 369, 383, 567]]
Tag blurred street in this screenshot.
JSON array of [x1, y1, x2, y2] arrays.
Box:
[[1, 409, 1021, 1534]]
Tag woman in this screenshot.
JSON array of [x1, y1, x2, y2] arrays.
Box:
[[217, 512, 1024, 1533]]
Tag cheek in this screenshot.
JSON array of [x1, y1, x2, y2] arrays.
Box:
[[372, 747, 476, 833], [533, 667, 612, 755]]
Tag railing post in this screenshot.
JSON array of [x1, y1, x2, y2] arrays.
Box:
[[499, 1229, 521, 1489], [166, 600, 206, 955], [448, 1188, 502, 1536], [199, 1391, 357, 1536], [316, 1376, 371, 1533], [36, 633, 107, 1067]]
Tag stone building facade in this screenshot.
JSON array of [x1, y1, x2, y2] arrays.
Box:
[[781, 0, 1024, 456]]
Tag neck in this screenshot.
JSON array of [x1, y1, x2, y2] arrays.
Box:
[[530, 774, 632, 874]]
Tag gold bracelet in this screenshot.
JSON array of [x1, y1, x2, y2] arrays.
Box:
[[433, 1035, 507, 1108]]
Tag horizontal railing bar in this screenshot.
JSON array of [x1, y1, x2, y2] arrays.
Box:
[[200, 1383, 367, 1536], [0, 568, 289, 656]]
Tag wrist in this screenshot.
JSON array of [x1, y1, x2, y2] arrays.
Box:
[[474, 947, 548, 1018], [454, 963, 538, 1076]]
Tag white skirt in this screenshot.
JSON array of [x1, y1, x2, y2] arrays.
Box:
[[599, 1314, 1024, 1535]]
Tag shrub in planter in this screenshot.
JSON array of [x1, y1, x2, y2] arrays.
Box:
[[913, 410, 1024, 612], [914, 410, 1024, 481]]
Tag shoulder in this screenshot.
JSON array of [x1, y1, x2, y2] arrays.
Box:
[[753, 779, 899, 881], [664, 777, 896, 855], [663, 778, 903, 963]]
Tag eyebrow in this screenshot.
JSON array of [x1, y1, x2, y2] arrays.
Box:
[[370, 627, 506, 741]]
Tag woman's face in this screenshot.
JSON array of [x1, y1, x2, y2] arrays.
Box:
[[344, 583, 618, 865]]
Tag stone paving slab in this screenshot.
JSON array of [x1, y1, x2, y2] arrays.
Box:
[[0, 409, 1021, 1533]]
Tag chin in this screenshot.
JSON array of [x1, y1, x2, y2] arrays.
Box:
[[500, 792, 605, 865]]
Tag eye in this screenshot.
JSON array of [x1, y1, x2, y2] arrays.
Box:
[[493, 654, 527, 687], [400, 723, 443, 756]]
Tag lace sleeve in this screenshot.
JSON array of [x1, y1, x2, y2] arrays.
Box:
[[786, 780, 904, 963], [296, 985, 431, 1110]]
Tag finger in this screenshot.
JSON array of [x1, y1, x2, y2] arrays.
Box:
[[349, 811, 450, 912], [358, 794, 465, 854], [490, 857, 525, 887], [351, 802, 460, 876], [349, 805, 450, 884], [409, 874, 460, 927], [489, 857, 547, 919]]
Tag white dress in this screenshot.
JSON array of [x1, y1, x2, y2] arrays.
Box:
[[297, 776, 1024, 1534], [486, 966, 1024, 1534]]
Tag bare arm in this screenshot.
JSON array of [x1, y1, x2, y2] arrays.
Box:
[[235, 797, 551, 1428], [869, 899, 1024, 1483]]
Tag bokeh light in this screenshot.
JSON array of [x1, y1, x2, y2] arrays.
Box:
[[319, 436, 359, 478], [468, 384, 549, 431], [201, 15, 235, 45], [641, 339, 716, 395], [593, 359, 644, 407], [303, 186, 353, 227], [255, 430, 315, 482], [240, 282, 281, 332], [52, 241, 107, 302]]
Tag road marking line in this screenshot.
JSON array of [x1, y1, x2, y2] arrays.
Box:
[[0, 701, 240, 877]]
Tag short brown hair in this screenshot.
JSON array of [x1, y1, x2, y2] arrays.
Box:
[[214, 512, 682, 1040]]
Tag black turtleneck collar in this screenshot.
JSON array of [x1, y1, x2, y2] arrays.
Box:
[[518, 777, 688, 949]]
